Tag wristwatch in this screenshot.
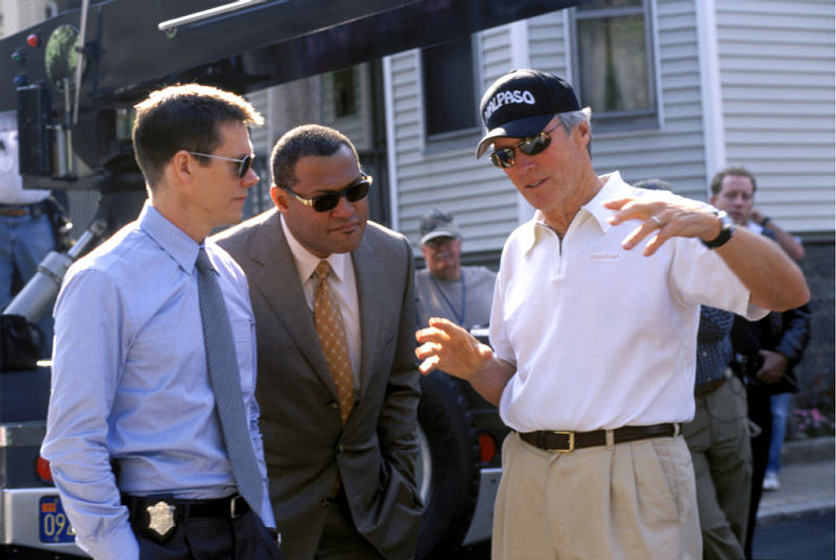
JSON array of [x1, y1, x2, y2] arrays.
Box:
[[701, 210, 735, 249]]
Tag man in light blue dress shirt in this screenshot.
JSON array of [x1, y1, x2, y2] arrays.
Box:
[[41, 84, 280, 560]]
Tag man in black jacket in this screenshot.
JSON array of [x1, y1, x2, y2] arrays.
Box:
[[710, 166, 811, 559]]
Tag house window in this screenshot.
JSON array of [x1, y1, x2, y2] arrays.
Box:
[[421, 36, 478, 139], [573, 0, 656, 130], [333, 68, 356, 118]]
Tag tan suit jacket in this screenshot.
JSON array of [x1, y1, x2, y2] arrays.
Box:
[[214, 209, 422, 560]]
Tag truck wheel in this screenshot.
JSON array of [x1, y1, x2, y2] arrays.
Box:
[[415, 370, 481, 559]]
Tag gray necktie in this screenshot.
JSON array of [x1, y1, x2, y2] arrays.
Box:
[[196, 248, 263, 511]]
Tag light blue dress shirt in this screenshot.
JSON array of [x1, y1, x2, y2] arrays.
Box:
[[41, 203, 273, 560]]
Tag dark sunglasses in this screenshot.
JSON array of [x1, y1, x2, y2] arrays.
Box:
[[284, 173, 372, 213], [489, 123, 560, 169], [189, 151, 255, 178]]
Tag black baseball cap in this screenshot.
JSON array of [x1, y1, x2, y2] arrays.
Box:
[[476, 69, 580, 158]]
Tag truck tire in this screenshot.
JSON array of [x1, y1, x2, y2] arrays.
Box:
[[415, 370, 481, 559]]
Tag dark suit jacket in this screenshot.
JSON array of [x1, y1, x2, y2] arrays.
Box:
[[214, 209, 422, 560]]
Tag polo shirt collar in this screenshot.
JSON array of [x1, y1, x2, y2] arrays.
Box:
[[519, 171, 634, 254], [583, 171, 633, 232]]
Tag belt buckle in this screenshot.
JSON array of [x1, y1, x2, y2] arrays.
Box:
[[230, 495, 244, 519], [550, 431, 575, 452]]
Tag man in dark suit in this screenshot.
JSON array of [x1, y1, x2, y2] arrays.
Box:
[[214, 124, 422, 560]]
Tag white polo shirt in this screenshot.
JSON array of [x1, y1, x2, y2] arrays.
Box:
[[490, 171, 765, 433]]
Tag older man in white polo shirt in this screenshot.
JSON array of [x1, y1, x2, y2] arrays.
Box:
[[415, 69, 809, 560]]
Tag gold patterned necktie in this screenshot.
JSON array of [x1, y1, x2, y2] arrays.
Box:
[[312, 260, 355, 425]]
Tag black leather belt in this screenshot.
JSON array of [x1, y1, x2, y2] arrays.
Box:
[[518, 423, 680, 452], [695, 377, 726, 397], [123, 493, 250, 521]]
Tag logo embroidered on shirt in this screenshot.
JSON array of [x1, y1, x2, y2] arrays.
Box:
[[589, 252, 621, 261]]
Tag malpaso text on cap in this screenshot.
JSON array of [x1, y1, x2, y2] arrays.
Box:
[[482, 89, 537, 122]]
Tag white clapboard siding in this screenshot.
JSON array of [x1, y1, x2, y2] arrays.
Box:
[[715, 0, 834, 233]]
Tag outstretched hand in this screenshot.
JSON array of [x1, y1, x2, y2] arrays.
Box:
[[415, 317, 494, 380], [604, 196, 722, 256]]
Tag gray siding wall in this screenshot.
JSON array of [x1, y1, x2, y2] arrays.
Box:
[[321, 64, 373, 152], [715, 0, 835, 234], [246, 89, 272, 157], [246, 69, 377, 212], [386, 0, 833, 251], [387, 2, 716, 252], [387, 43, 516, 253], [388, 18, 568, 253]]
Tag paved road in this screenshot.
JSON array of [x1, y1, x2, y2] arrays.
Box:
[[460, 512, 836, 560], [753, 509, 835, 560]]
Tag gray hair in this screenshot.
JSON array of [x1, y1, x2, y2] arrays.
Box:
[[555, 107, 592, 134]]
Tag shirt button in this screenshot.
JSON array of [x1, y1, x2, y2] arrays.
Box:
[[327, 400, 339, 410], [320, 498, 332, 508]]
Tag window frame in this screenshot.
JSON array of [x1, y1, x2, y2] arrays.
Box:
[[333, 67, 357, 118], [419, 34, 482, 152], [570, 0, 659, 132]]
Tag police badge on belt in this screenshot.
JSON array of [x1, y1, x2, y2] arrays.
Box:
[[143, 499, 177, 542]]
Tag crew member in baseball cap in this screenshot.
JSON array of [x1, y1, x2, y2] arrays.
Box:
[[416, 67, 809, 560], [414, 209, 496, 331], [418, 209, 461, 247], [476, 68, 581, 158]]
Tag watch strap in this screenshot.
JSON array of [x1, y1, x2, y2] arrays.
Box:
[[701, 210, 735, 249]]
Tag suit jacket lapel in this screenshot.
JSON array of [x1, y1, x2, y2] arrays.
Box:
[[247, 210, 334, 390], [352, 232, 387, 393]]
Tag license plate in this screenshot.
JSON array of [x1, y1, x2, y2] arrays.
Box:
[[39, 495, 76, 543]]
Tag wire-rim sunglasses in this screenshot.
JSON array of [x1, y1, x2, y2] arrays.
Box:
[[283, 173, 373, 213], [188, 151, 255, 178], [489, 123, 561, 169]]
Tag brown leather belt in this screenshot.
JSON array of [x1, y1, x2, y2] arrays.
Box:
[[694, 376, 726, 397], [518, 423, 680, 452], [0, 207, 29, 217]]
